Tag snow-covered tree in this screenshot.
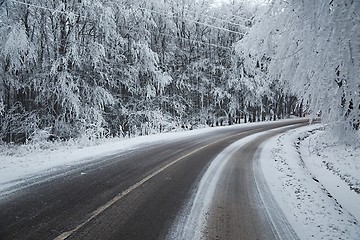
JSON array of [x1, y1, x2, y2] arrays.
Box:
[[0, 0, 266, 143], [238, 0, 360, 143]]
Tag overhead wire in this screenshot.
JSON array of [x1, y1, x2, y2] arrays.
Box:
[[8, 1, 246, 34], [138, 7, 246, 34], [187, 6, 252, 23], [7, 0, 238, 50], [185, 10, 249, 28], [147, 0, 250, 27], [9, 0, 85, 18], [147, 0, 252, 23]]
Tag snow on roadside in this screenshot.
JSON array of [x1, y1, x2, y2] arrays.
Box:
[[0, 120, 295, 197], [0, 126, 218, 195], [260, 125, 360, 239]]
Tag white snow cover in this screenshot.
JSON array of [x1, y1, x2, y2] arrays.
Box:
[[260, 125, 360, 239]]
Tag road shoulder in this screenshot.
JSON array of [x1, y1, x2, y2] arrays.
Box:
[[258, 125, 360, 239]]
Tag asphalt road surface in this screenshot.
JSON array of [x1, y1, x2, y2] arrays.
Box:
[[0, 119, 309, 240]]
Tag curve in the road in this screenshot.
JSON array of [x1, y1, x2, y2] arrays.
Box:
[[55, 130, 256, 240], [0, 119, 308, 240], [167, 125, 302, 240]]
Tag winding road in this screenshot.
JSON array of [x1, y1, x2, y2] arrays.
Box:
[[0, 119, 308, 240]]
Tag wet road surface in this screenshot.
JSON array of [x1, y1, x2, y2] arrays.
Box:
[[0, 119, 308, 239]]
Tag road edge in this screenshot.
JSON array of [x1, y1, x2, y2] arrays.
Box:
[[253, 141, 299, 240]]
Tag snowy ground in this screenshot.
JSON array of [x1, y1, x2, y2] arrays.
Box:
[[260, 125, 360, 239]]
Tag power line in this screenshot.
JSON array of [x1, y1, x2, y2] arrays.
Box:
[[178, 9, 250, 28], [8, 0, 244, 39], [147, 1, 250, 28], [139, 7, 245, 34], [10, 0, 84, 17], [9, 1, 246, 34], [187, 6, 252, 23], [148, 0, 252, 23], [139, 7, 246, 33], [273, 47, 303, 60]]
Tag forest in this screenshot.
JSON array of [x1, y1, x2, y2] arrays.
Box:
[[0, 0, 358, 144]]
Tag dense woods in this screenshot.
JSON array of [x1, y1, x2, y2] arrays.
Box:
[[0, 0, 358, 144], [240, 0, 360, 143]]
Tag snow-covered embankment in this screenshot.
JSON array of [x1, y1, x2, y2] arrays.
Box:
[[259, 125, 360, 239]]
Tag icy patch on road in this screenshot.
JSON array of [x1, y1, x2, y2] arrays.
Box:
[[260, 125, 360, 239]]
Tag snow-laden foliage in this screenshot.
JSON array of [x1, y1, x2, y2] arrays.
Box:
[[0, 0, 297, 144], [2, 23, 36, 71], [238, 0, 359, 143]]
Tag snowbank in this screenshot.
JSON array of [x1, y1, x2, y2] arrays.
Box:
[[260, 125, 360, 239]]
